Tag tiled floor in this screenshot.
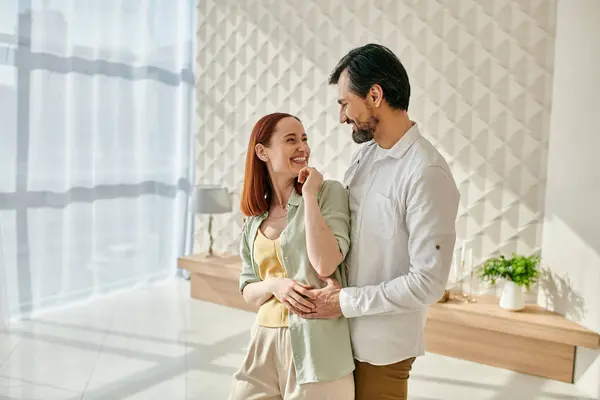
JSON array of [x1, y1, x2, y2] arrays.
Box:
[[0, 279, 592, 399]]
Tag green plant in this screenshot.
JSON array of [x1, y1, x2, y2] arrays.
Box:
[[478, 253, 540, 290]]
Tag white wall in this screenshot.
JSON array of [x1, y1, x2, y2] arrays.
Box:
[[540, 0, 600, 397], [196, 0, 557, 266], [196, 0, 600, 395]]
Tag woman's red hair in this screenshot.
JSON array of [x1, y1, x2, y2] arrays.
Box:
[[240, 113, 303, 217]]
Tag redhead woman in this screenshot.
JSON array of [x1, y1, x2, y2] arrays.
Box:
[[228, 113, 354, 400]]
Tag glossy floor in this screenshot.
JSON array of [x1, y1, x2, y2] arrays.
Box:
[[0, 279, 592, 399]]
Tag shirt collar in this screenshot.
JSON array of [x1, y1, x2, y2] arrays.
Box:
[[288, 189, 302, 207], [386, 122, 421, 160]]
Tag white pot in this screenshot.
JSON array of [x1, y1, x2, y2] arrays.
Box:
[[499, 280, 525, 311]]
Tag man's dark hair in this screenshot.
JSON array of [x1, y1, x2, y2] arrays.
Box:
[[329, 43, 411, 110]]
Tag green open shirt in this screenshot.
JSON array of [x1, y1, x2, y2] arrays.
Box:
[[239, 180, 355, 384]]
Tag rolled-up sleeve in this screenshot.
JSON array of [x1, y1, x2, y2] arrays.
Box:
[[239, 220, 260, 293], [340, 165, 460, 318], [318, 180, 351, 259]]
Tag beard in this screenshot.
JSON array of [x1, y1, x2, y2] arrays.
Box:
[[350, 116, 378, 144], [349, 104, 379, 144], [352, 125, 375, 144]]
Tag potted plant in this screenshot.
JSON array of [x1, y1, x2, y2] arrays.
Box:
[[477, 253, 540, 311]]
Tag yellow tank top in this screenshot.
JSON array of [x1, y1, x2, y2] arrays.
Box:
[[254, 229, 288, 327]]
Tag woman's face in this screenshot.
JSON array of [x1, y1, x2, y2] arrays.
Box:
[[256, 117, 310, 178]]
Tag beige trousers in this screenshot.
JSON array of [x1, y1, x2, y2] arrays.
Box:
[[229, 325, 354, 400]]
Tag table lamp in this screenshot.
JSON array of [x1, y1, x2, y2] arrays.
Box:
[[195, 185, 232, 257]]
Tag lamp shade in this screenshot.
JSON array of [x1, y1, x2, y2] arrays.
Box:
[[195, 186, 232, 214]]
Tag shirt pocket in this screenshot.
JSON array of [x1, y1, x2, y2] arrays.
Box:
[[363, 192, 397, 239]]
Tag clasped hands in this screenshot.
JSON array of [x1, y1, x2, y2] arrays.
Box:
[[268, 276, 343, 320]]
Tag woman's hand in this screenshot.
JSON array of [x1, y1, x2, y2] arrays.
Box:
[[268, 278, 317, 313], [298, 166, 323, 198]]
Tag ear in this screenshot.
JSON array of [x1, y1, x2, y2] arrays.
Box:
[[255, 143, 268, 162], [369, 84, 383, 108]]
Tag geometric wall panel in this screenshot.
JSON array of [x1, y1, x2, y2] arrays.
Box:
[[196, 0, 557, 266]]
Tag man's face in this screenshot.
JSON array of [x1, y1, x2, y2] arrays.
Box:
[[337, 69, 379, 144]]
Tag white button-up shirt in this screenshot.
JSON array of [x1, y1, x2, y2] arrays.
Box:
[[340, 123, 460, 365]]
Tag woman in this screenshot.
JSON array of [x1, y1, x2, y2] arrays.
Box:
[[229, 113, 355, 399]]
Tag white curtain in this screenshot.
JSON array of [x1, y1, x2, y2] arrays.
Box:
[[0, 0, 196, 322], [0, 215, 8, 329]]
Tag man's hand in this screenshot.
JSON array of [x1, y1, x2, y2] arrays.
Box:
[[296, 277, 343, 319]]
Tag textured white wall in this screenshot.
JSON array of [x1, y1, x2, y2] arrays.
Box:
[[540, 1, 600, 397], [195, 0, 557, 268]]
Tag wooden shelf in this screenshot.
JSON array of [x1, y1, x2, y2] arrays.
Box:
[[429, 296, 599, 349], [178, 253, 242, 275], [177, 254, 600, 383], [178, 254, 258, 313], [426, 295, 599, 383]]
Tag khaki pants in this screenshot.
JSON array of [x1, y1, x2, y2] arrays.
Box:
[[354, 357, 416, 400], [229, 325, 354, 400]]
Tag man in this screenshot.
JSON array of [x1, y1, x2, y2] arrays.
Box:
[[300, 44, 461, 399]]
